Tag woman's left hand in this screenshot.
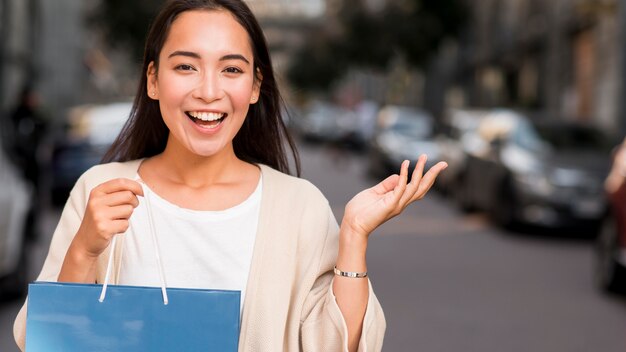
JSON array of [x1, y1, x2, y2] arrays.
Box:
[[342, 155, 447, 239]]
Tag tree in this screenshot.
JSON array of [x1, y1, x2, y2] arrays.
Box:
[[90, 0, 164, 61], [287, 0, 467, 92]]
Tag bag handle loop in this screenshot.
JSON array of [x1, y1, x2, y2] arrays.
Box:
[[99, 180, 169, 305]]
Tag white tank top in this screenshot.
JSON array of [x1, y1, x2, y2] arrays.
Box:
[[117, 175, 262, 315]]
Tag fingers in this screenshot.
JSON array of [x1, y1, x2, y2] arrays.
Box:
[[103, 190, 141, 208], [394, 155, 448, 207], [399, 155, 427, 206], [372, 174, 400, 194], [107, 204, 136, 220], [85, 178, 143, 237], [391, 160, 410, 203], [92, 218, 131, 239], [90, 178, 142, 209], [93, 178, 144, 198], [410, 161, 448, 203]]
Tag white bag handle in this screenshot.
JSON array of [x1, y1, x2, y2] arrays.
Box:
[[99, 181, 169, 305]]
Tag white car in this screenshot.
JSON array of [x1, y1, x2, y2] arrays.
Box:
[[369, 105, 441, 177]]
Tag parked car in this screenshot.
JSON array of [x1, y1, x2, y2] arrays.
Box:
[[294, 100, 348, 142], [50, 101, 131, 205], [350, 100, 379, 149], [368, 105, 441, 177], [435, 108, 490, 194], [595, 138, 626, 292], [456, 110, 611, 229], [0, 133, 33, 298]]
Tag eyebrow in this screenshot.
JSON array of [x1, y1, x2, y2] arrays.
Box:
[[168, 51, 250, 65]]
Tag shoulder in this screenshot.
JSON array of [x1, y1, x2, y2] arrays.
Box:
[[259, 164, 328, 207]]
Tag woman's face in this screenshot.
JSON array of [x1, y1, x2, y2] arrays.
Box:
[[147, 9, 260, 159]]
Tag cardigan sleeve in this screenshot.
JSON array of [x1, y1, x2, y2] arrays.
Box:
[[13, 174, 89, 351], [299, 206, 386, 352]]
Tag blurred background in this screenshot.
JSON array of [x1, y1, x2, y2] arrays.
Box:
[[1, 0, 626, 350]]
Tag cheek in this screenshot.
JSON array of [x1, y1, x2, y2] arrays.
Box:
[[227, 80, 255, 106], [158, 75, 191, 101]]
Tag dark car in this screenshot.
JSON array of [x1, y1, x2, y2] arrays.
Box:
[[595, 139, 626, 292], [456, 110, 611, 229], [51, 102, 130, 205], [368, 105, 441, 177]]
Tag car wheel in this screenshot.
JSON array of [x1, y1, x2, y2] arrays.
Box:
[[595, 215, 626, 293]]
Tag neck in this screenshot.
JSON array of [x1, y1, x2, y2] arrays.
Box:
[[153, 141, 246, 188]]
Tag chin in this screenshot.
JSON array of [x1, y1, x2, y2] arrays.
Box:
[[188, 143, 231, 158]]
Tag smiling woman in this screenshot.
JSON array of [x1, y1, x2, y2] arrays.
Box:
[[13, 1, 447, 351]]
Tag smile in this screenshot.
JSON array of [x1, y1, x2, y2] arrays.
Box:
[[186, 111, 227, 129]]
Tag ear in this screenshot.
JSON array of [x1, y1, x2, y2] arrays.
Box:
[[146, 61, 159, 100], [250, 67, 263, 104]]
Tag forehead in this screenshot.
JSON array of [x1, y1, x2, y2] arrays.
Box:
[[162, 9, 253, 58]]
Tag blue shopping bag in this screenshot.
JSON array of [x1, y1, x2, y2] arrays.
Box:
[[25, 183, 240, 351], [25, 281, 240, 351]]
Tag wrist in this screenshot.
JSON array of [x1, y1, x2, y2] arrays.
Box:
[[67, 238, 100, 265], [59, 241, 99, 283], [339, 223, 368, 253], [337, 223, 368, 273]]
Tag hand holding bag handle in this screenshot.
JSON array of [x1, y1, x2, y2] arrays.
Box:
[[98, 180, 169, 305], [26, 179, 241, 351]]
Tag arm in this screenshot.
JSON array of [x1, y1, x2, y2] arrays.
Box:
[[605, 138, 626, 194], [58, 178, 143, 283], [333, 155, 447, 352]]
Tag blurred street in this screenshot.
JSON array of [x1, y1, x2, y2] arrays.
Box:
[[2, 1, 626, 350], [1, 141, 624, 351]]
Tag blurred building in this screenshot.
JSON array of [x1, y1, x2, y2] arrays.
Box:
[[0, 0, 39, 112], [1, 0, 123, 122], [444, 0, 626, 136], [38, 0, 103, 113], [246, 0, 326, 97]]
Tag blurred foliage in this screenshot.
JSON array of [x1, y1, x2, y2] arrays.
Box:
[[287, 0, 467, 92], [91, 0, 466, 93], [90, 0, 164, 61], [287, 31, 350, 92]]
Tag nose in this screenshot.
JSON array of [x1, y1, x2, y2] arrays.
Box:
[[192, 72, 224, 102]]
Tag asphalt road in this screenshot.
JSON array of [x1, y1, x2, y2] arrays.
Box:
[[1, 141, 625, 351]]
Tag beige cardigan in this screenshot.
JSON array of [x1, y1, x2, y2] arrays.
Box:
[[14, 160, 386, 351]]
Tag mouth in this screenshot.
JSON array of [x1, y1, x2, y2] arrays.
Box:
[[186, 111, 227, 129]]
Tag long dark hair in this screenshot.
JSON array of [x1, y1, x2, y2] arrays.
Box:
[[102, 0, 300, 176]]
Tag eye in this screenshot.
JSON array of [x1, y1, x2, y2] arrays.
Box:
[[175, 64, 195, 71], [223, 67, 243, 74]]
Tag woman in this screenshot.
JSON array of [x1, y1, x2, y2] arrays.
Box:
[[14, 0, 447, 351]]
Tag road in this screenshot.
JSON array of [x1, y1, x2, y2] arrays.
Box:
[[1, 141, 625, 351]]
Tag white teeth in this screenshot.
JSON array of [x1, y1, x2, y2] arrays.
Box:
[[189, 111, 224, 121]]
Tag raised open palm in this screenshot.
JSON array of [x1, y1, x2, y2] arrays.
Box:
[[343, 155, 448, 237]]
